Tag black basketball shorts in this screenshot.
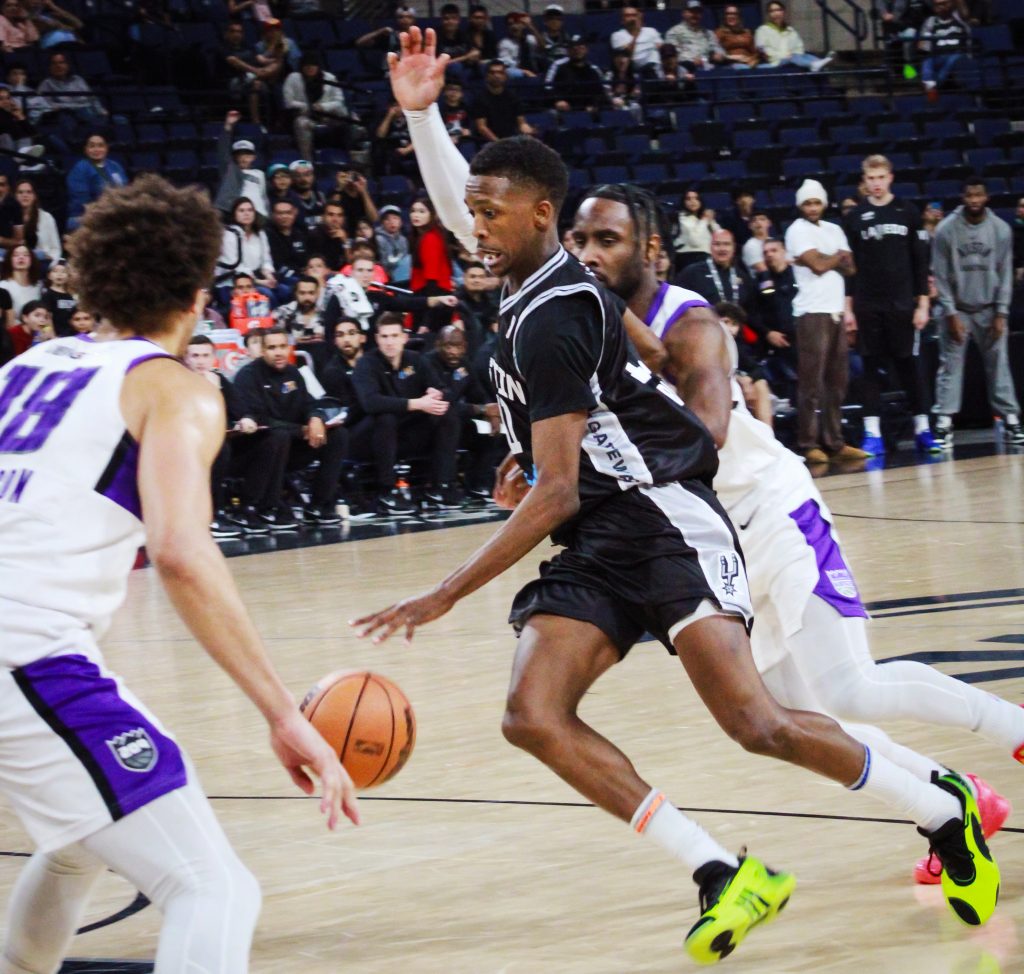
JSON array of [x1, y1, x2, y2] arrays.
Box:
[[508, 479, 754, 657]]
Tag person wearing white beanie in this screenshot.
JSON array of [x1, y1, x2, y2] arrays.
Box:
[[784, 181, 868, 463]]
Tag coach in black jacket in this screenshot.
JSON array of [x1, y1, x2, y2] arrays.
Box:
[[233, 326, 347, 523], [349, 313, 461, 513]]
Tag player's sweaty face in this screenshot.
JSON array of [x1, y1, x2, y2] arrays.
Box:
[[465, 174, 541, 280], [572, 197, 645, 300]]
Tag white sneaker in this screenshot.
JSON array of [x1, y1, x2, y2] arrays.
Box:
[[810, 53, 834, 72]]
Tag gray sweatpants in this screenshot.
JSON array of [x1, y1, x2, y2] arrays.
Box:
[[931, 307, 1020, 419]]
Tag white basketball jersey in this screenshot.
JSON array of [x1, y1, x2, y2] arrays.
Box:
[[0, 336, 174, 667]]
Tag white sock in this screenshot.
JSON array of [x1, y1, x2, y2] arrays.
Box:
[[914, 414, 930, 434], [850, 746, 960, 833], [631, 788, 739, 875], [864, 417, 881, 437], [1007, 413, 1019, 425], [842, 721, 947, 782], [935, 414, 952, 429]]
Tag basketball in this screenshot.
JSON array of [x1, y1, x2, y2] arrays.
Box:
[[300, 670, 416, 788]]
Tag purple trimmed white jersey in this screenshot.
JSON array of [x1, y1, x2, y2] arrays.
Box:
[[0, 335, 174, 668]]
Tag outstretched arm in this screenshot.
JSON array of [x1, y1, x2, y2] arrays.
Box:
[[124, 359, 359, 829], [390, 26, 477, 253]]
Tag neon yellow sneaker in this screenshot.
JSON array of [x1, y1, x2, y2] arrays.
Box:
[[920, 771, 1000, 926], [684, 855, 796, 965]]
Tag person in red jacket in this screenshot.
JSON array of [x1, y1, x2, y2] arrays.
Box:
[[408, 194, 454, 336]]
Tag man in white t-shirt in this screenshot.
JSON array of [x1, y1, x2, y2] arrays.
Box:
[[610, 6, 663, 73], [741, 210, 772, 274], [784, 179, 867, 463]]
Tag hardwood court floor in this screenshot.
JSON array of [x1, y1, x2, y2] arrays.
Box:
[[4, 453, 1024, 974]]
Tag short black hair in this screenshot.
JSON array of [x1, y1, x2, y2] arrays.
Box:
[[714, 300, 747, 324], [233, 272, 255, 285], [469, 3, 488, 13], [440, 2, 460, 14], [263, 325, 289, 341], [470, 136, 569, 213], [20, 299, 46, 319], [580, 183, 667, 251], [187, 333, 214, 346], [295, 275, 320, 288], [963, 176, 987, 193]]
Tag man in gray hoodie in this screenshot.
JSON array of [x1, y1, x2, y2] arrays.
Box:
[[931, 177, 1022, 448]]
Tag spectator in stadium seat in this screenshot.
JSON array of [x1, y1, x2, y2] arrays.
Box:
[[545, 35, 611, 113], [218, 198, 276, 297], [65, 133, 127, 228], [716, 4, 760, 67], [0, 242, 41, 315], [718, 185, 756, 249], [610, 6, 664, 75], [266, 197, 309, 294], [741, 210, 772, 274], [423, 323, 502, 503], [255, 18, 300, 85], [233, 325, 346, 525], [755, 0, 833, 71], [0, 84, 41, 156], [68, 307, 93, 333], [225, 0, 274, 23], [676, 229, 761, 328], [36, 51, 106, 134], [215, 111, 269, 217], [472, 60, 534, 142], [0, 1, 38, 51], [931, 178, 1022, 447], [409, 194, 453, 296], [878, 0, 931, 68], [303, 256, 332, 301], [373, 97, 418, 178], [498, 11, 540, 77], [40, 257, 75, 336], [435, 2, 481, 82], [606, 47, 641, 107], [466, 4, 498, 63], [655, 247, 672, 283], [217, 20, 273, 125], [672, 188, 720, 271], [283, 52, 358, 164], [653, 42, 696, 92], [538, 4, 570, 69], [324, 254, 455, 333], [919, 0, 971, 98], [356, 5, 416, 76], [375, 204, 411, 285], [274, 274, 324, 341], [13, 178, 59, 261], [454, 260, 499, 356], [665, 0, 726, 71], [717, 300, 774, 425], [306, 200, 349, 271], [840, 196, 860, 218], [23, 0, 81, 46], [438, 78, 472, 143], [266, 163, 299, 209], [349, 313, 461, 515], [0, 173, 19, 250], [194, 286, 226, 334], [785, 178, 862, 463], [756, 237, 799, 391], [331, 164, 379, 239], [289, 158, 326, 229], [319, 315, 365, 409], [922, 199, 945, 238], [6, 297, 51, 356]]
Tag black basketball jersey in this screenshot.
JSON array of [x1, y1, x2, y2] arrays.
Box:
[[488, 247, 718, 537], [845, 197, 930, 309]]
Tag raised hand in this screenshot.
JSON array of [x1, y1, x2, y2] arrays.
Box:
[[387, 26, 450, 112]]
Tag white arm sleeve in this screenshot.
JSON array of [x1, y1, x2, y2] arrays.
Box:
[[403, 103, 477, 254]]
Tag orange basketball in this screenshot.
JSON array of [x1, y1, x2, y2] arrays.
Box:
[[300, 670, 416, 788]]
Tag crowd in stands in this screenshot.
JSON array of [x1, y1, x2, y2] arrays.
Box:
[[0, 0, 1021, 539]]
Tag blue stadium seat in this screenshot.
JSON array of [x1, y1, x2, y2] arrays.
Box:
[[718, 103, 756, 125], [133, 122, 166, 146], [782, 157, 821, 179], [878, 121, 918, 141], [759, 101, 798, 120], [965, 147, 1004, 169], [591, 164, 631, 184], [165, 149, 199, 171], [830, 123, 869, 144], [732, 129, 770, 151], [973, 25, 1014, 54], [829, 154, 864, 174], [777, 127, 818, 147], [925, 179, 964, 200], [633, 163, 671, 185], [974, 118, 1011, 146], [128, 150, 161, 172], [712, 159, 746, 178], [614, 133, 651, 160], [919, 148, 959, 169]]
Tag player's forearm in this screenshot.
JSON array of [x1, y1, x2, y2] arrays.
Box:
[[153, 538, 296, 724], [404, 103, 476, 252], [436, 480, 578, 603]]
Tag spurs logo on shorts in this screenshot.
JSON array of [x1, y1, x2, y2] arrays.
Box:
[[719, 554, 740, 597], [107, 728, 158, 773]]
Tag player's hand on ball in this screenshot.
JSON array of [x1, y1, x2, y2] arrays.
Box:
[[387, 26, 449, 112], [351, 587, 455, 644], [493, 453, 531, 510], [270, 710, 360, 829]]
